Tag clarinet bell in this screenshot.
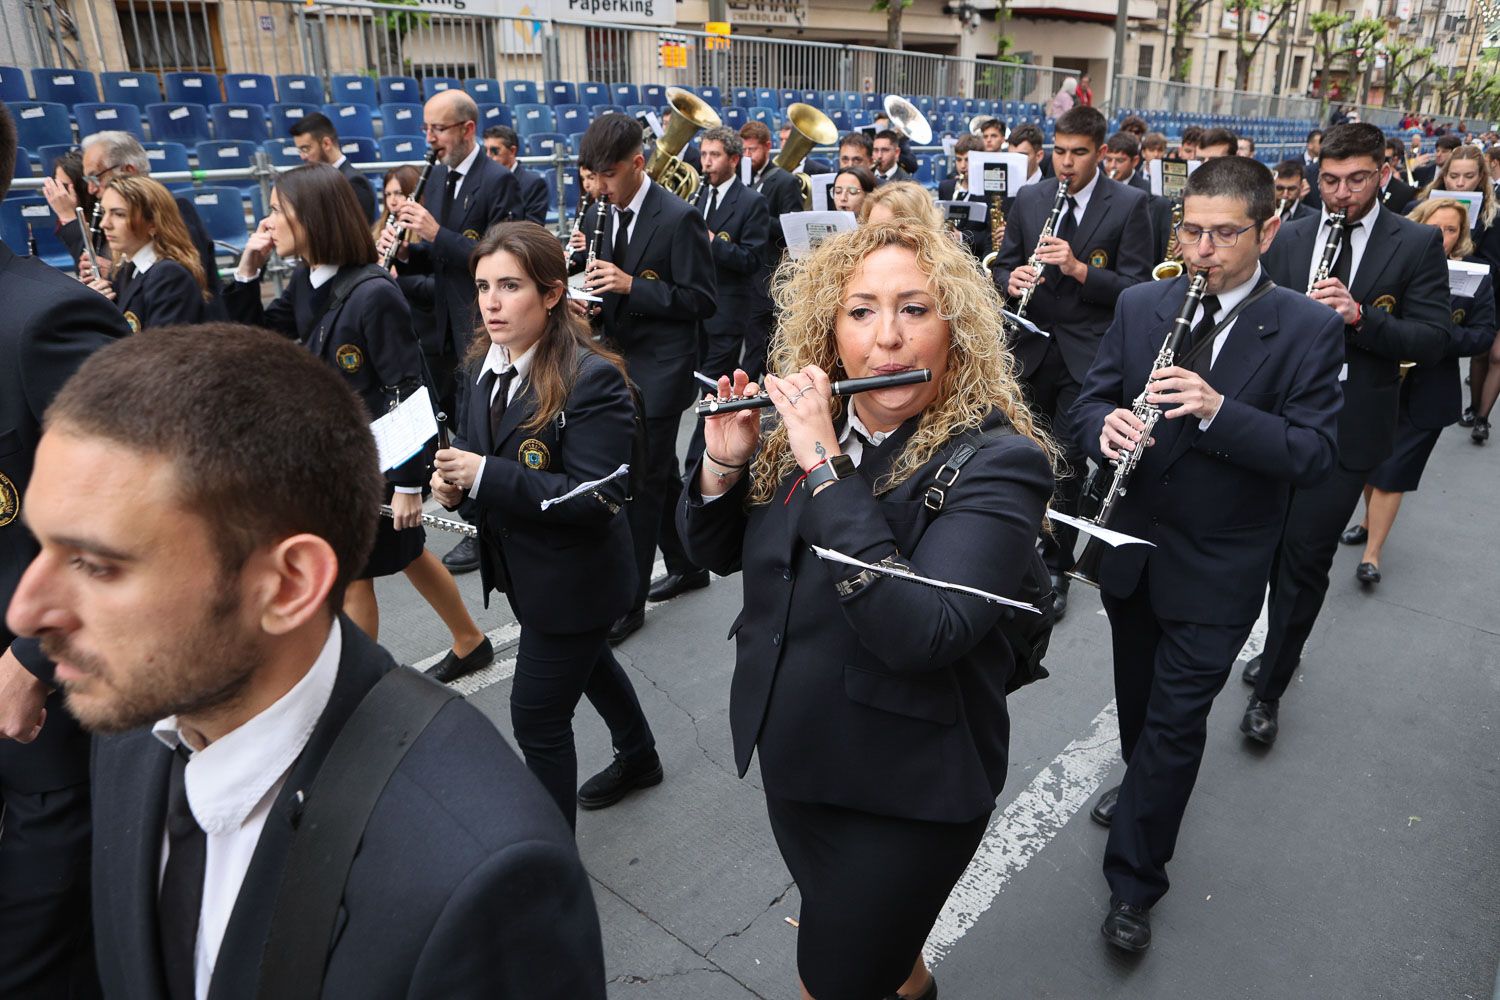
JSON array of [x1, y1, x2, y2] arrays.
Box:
[[1067, 534, 1107, 589]]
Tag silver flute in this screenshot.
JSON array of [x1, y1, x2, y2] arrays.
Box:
[[380, 506, 477, 538], [1308, 209, 1347, 292], [1013, 181, 1071, 321]]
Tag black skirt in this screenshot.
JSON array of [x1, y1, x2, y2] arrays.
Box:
[[1367, 400, 1441, 494], [765, 794, 991, 1000], [358, 487, 425, 579]]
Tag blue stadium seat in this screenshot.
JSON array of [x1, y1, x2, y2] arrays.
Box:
[[76, 102, 143, 138], [0, 65, 28, 102], [378, 75, 419, 104], [828, 109, 848, 130], [195, 140, 259, 196], [777, 90, 797, 108], [611, 83, 639, 106], [30, 68, 97, 107], [100, 71, 160, 111], [477, 104, 513, 129], [260, 139, 302, 169], [322, 103, 376, 139], [380, 103, 424, 136], [755, 89, 775, 107], [697, 86, 723, 109], [748, 106, 776, 127], [542, 80, 576, 105], [512, 103, 555, 138], [12, 147, 34, 178], [731, 88, 753, 109], [276, 74, 323, 103], [210, 103, 269, 142], [524, 133, 565, 158], [186, 187, 249, 254], [223, 73, 275, 109], [1, 196, 72, 268], [422, 76, 461, 99], [861, 93, 880, 110], [578, 81, 608, 107], [465, 78, 502, 102], [565, 132, 585, 155], [141, 141, 191, 176], [338, 136, 378, 164], [35, 144, 73, 173], [330, 75, 377, 109], [722, 107, 746, 129], [147, 103, 212, 146], [269, 103, 314, 137], [625, 104, 654, 123], [504, 80, 539, 105], [641, 84, 668, 107], [379, 135, 425, 162], [10, 102, 73, 152], [591, 104, 626, 121], [164, 71, 222, 108], [552, 103, 588, 133]]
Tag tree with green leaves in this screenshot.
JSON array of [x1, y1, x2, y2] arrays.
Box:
[[1170, 0, 1214, 82], [1226, 0, 1298, 92], [872, 0, 911, 52], [1343, 18, 1388, 104], [1385, 36, 1437, 110]]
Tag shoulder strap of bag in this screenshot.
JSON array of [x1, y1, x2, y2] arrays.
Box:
[[922, 421, 1016, 512], [254, 666, 457, 1000], [306, 264, 390, 357]]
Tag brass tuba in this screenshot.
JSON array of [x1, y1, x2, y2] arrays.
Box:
[[647, 87, 721, 202], [774, 102, 838, 210], [884, 94, 933, 144]]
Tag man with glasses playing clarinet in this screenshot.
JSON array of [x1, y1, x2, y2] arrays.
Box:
[[1243, 123, 1450, 747]]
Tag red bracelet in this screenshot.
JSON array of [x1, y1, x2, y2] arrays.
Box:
[[784, 457, 829, 506]]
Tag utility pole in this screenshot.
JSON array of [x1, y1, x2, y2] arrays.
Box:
[[1114, 0, 1130, 109]]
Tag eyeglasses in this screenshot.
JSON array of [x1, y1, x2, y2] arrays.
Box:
[[422, 121, 465, 136], [831, 186, 865, 197], [83, 163, 118, 186], [1175, 222, 1257, 248], [1319, 170, 1377, 193]]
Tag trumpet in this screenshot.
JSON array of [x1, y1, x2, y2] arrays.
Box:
[[381, 147, 439, 269], [1070, 271, 1210, 588], [1309, 210, 1347, 292], [1011, 182, 1070, 321]]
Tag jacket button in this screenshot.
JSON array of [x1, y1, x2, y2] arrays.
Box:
[[782, 569, 793, 581], [1160, 474, 1170, 486], [1150, 516, 1160, 525], [772, 633, 782, 646]]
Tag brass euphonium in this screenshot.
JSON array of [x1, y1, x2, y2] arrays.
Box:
[[1152, 201, 1184, 280], [774, 102, 838, 210], [647, 87, 721, 202]]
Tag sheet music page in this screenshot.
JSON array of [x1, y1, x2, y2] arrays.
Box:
[[1449, 259, 1490, 297], [1046, 510, 1155, 548], [782, 211, 858, 259], [1001, 309, 1050, 338], [540, 464, 630, 511], [370, 386, 438, 472], [809, 546, 1040, 613]]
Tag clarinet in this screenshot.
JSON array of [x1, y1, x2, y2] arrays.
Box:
[[1308, 210, 1347, 293], [380, 148, 439, 269], [570, 193, 594, 243], [583, 195, 608, 284], [1013, 181, 1071, 321], [88, 201, 104, 251], [26, 223, 37, 258]]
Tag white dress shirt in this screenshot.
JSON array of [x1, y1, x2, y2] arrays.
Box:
[[1308, 203, 1379, 292], [470, 341, 537, 498], [152, 620, 342, 1000], [447, 142, 483, 205], [610, 174, 652, 249], [1063, 168, 1101, 226], [129, 241, 160, 275], [701, 175, 733, 217], [1190, 264, 1264, 429]]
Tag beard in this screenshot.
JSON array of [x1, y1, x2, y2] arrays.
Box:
[[42, 574, 265, 734], [444, 140, 472, 170]]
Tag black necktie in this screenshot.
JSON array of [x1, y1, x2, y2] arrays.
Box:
[[612, 208, 634, 266], [158, 747, 204, 1000], [488, 368, 517, 445], [1046, 194, 1078, 284], [1331, 220, 1353, 289], [115, 260, 136, 301], [440, 169, 460, 227], [1186, 294, 1222, 374], [704, 185, 719, 220]]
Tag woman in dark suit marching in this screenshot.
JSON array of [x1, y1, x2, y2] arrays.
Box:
[[431, 222, 660, 829], [225, 163, 493, 678], [679, 222, 1056, 1000], [82, 175, 210, 331]]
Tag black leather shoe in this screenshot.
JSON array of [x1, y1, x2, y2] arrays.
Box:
[[884, 975, 937, 1000], [1101, 899, 1151, 953], [1051, 574, 1070, 622], [1458, 406, 1476, 428], [1089, 785, 1120, 827], [425, 636, 494, 684], [1339, 524, 1368, 546], [1473, 418, 1491, 444], [647, 569, 710, 602], [1241, 654, 1262, 686], [1356, 561, 1381, 585], [578, 750, 663, 810], [441, 535, 480, 574], [1241, 697, 1279, 746], [607, 608, 645, 646]]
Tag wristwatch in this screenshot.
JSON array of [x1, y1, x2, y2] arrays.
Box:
[[804, 454, 855, 492]]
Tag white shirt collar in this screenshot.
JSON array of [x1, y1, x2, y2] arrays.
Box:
[[151, 619, 341, 836], [331, 154, 348, 170], [620, 173, 651, 218], [1066, 168, 1101, 214], [704, 174, 734, 207], [452, 142, 482, 180], [308, 263, 339, 289], [1209, 263, 1263, 316], [478, 340, 537, 384], [835, 402, 892, 466], [129, 241, 160, 274]]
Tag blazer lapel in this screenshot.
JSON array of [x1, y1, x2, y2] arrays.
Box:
[[623, 185, 661, 274], [110, 735, 173, 998], [1349, 210, 1402, 303], [1070, 175, 1113, 255], [710, 179, 741, 231], [424, 163, 450, 223], [117, 267, 147, 316], [475, 368, 498, 454]]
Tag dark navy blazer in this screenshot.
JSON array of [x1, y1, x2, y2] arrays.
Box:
[[112, 255, 208, 331], [1404, 268, 1496, 429]]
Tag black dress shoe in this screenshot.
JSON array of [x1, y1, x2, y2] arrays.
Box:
[[607, 608, 645, 646], [1101, 899, 1151, 953], [1356, 561, 1381, 585], [441, 535, 480, 574], [1240, 697, 1279, 746], [1241, 654, 1262, 686], [884, 976, 937, 1000], [1051, 574, 1070, 621], [578, 749, 663, 810], [1473, 418, 1491, 444], [1089, 784, 1120, 827], [425, 636, 495, 684], [1339, 524, 1368, 546], [1458, 406, 1476, 428], [647, 569, 710, 602]]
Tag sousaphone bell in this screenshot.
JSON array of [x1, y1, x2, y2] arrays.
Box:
[[775, 102, 839, 210], [884, 94, 933, 145]]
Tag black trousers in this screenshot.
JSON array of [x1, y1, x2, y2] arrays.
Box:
[[631, 413, 695, 605], [1101, 570, 1253, 908], [510, 624, 656, 829], [1023, 340, 1086, 576], [1254, 463, 1368, 704], [766, 795, 990, 1000], [0, 777, 98, 998]]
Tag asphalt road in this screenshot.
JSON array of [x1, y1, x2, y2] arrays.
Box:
[[370, 410, 1500, 1000]]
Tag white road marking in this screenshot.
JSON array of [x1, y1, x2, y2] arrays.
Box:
[[925, 700, 1121, 964], [1235, 589, 1273, 662]]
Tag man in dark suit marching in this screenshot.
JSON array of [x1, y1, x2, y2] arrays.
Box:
[[937, 135, 992, 261], [1072, 156, 1345, 952], [0, 105, 131, 999], [1273, 160, 1318, 222], [651, 126, 772, 603], [7, 323, 606, 1000], [740, 120, 803, 378], [871, 130, 911, 185], [483, 125, 549, 225], [578, 114, 717, 643], [1244, 123, 1450, 745], [991, 105, 1154, 617], [291, 111, 377, 221], [1104, 131, 1173, 262]]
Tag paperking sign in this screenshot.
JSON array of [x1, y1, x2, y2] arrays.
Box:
[[428, 0, 677, 27]]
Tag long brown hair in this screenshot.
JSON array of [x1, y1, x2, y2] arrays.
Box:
[[1418, 144, 1498, 227], [466, 222, 629, 432], [273, 163, 377, 268], [103, 175, 209, 300]]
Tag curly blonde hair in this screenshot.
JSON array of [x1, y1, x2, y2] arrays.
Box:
[[1407, 197, 1476, 259], [858, 180, 945, 229], [748, 221, 1058, 504]]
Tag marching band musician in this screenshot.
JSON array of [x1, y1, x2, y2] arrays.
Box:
[[1072, 156, 1344, 953], [289, 111, 378, 221], [991, 105, 1154, 618], [1341, 199, 1496, 580], [226, 164, 495, 684], [431, 222, 661, 827], [679, 222, 1055, 1000], [81, 175, 212, 331], [937, 135, 991, 260], [1004, 123, 1047, 189], [831, 166, 876, 217], [1244, 123, 1451, 747], [483, 124, 550, 225], [1381, 138, 1418, 213], [1105, 132, 1173, 263], [1272, 160, 1318, 221], [573, 113, 717, 644]]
